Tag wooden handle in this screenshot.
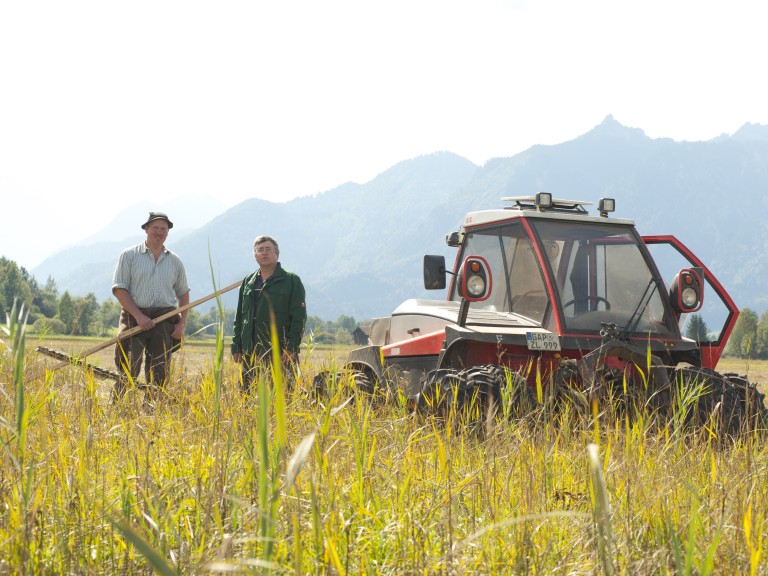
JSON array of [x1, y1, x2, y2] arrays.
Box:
[[31, 279, 243, 380]]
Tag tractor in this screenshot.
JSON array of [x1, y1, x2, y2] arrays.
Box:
[[317, 193, 766, 432]]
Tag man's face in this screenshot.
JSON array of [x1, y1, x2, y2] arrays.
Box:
[[254, 241, 278, 267], [145, 221, 169, 244]]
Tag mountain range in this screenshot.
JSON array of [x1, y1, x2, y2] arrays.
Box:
[[32, 115, 768, 320]]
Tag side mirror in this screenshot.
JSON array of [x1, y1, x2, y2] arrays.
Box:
[[423, 255, 446, 289], [669, 268, 704, 315], [457, 256, 491, 302]]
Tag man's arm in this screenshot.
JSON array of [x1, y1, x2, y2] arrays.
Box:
[[286, 275, 307, 354], [113, 288, 155, 331], [171, 290, 190, 340], [231, 279, 247, 362]]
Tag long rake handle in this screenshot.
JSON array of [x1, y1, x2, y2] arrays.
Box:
[[31, 279, 243, 380]]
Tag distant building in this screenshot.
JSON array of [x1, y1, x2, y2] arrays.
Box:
[[352, 325, 370, 346]]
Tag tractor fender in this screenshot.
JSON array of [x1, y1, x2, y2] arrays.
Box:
[[348, 345, 429, 396], [346, 346, 385, 382], [435, 337, 470, 373]]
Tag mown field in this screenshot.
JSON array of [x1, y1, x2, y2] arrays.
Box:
[[2, 330, 768, 574]]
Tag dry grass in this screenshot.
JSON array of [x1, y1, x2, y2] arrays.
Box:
[[718, 356, 768, 393], [3, 331, 768, 574], [31, 335, 354, 379]]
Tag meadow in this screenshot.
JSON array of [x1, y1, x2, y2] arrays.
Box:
[[2, 325, 768, 574]]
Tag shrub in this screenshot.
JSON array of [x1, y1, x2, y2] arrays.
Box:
[[32, 317, 67, 334]]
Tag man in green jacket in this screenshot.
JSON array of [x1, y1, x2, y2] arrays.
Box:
[[231, 235, 307, 392]]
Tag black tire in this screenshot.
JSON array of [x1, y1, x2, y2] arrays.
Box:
[[454, 364, 502, 416], [673, 367, 768, 436], [311, 369, 336, 398], [350, 370, 375, 395], [418, 364, 537, 422], [498, 367, 539, 419], [553, 358, 671, 417], [417, 368, 464, 413], [552, 361, 587, 410], [311, 367, 380, 402], [722, 373, 768, 431]]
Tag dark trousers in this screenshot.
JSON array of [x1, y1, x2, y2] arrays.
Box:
[[240, 348, 296, 393], [114, 307, 178, 396]]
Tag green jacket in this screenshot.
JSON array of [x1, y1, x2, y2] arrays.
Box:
[[231, 263, 307, 357]]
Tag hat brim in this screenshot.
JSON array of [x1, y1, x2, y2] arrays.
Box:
[[141, 217, 174, 230]]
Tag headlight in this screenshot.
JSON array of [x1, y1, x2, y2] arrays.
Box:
[[682, 287, 698, 308], [467, 275, 486, 297], [458, 255, 491, 303]]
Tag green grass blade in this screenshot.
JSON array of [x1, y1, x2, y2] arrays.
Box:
[[112, 519, 178, 576]]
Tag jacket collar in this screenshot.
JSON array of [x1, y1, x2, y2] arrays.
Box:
[[247, 262, 284, 286]]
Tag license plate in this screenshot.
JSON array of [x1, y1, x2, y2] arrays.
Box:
[[526, 332, 561, 351]]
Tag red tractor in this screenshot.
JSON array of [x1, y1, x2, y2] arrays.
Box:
[[319, 194, 766, 432]]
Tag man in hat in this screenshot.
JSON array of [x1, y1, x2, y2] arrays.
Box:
[[111, 211, 190, 405]]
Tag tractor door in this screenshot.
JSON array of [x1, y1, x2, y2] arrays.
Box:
[[643, 235, 739, 369]]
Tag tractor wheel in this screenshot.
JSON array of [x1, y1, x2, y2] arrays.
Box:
[[311, 367, 381, 402], [454, 364, 503, 416], [552, 360, 588, 410], [311, 369, 337, 398], [417, 368, 464, 414], [552, 359, 662, 421], [457, 365, 538, 420], [673, 367, 768, 436], [350, 369, 376, 395], [498, 367, 539, 419], [418, 364, 537, 424], [416, 366, 490, 426], [722, 373, 768, 431]]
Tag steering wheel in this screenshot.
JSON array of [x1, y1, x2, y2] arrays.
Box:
[[563, 296, 611, 311]]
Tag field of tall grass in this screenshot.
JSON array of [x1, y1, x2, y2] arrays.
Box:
[[3, 314, 768, 574]]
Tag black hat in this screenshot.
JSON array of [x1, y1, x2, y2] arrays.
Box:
[[141, 212, 174, 230]]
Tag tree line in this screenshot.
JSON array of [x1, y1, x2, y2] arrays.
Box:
[[723, 308, 768, 359], [0, 256, 366, 344], [656, 310, 768, 360]]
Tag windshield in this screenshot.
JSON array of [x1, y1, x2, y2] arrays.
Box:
[[530, 219, 679, 337], [452, 219, 680, 337], [452, 222, 550, 325]]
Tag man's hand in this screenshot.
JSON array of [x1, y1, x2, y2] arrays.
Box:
[[170, 321, 185, 341], [233, 352, 243, 363], [136, 312, 155, 331]]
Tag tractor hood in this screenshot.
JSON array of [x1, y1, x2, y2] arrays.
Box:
[[393, 299, 540, 328], [381, 299, 542, 347]]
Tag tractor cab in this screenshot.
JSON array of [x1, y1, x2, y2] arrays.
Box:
[[449, 194, 685, 338], [417, 193, 734, 372]]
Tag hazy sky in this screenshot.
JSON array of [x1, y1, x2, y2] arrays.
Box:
[[1, 0, 766, 269]]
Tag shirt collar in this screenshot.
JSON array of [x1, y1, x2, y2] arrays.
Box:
[[141, 242, 168, 254]]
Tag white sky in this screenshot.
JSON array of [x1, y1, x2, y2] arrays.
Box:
[[1, 0, 766, 269]]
